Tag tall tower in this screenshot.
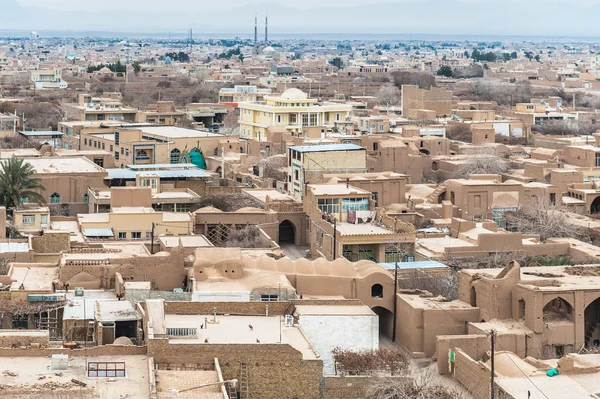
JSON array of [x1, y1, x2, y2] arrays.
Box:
[[265, 15, 268, 44], [254, 14, 258, 47]]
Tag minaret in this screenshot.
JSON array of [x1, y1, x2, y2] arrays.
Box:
[[265, 15, 268, 44], [254, 14, 258, 47]]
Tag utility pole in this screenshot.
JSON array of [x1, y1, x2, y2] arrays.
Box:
[[332, 218, 337, 259], [150, 222, 155, 254], [490, 330, 495, 399], [392, 260, 398, 342]]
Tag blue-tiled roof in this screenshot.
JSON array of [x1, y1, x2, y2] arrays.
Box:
[[288, 144, 364, 153]]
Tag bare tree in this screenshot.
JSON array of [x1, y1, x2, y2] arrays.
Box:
[[391, 71, 435, 90], [503, 196, 582, 242], [220, 109, 239, 136], [400, 270, 459, 300], [225, 225, 271, 248], [260, 155, 287, 182], [454, 153, 509, 178], [332, 347, 409, 376], [377, 84, 401, 105], [366, 368, 463, 399], [532, 119, 597, 136], [446, 124, 472, 142]]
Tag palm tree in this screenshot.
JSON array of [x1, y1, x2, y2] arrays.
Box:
[[0, 158, 46, 210]]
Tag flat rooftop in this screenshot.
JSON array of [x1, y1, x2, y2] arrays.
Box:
[[21, 157, 106, 174], [107, 168, 212, 180], [0, 355, 149, 398], [295, 305, 376, 316], [159, 235, 213, 248], [242, 188, 295, 203], [335, 222, 396, 237], [308, 184, 371, 196], [134, 126, 223, 138], [9, 265, 58, 292], [156, 369, 222, 399], [164, 314, 318, 360], [288, 143, 364, 153]]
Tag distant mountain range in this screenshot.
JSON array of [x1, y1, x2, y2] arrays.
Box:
[[1, 0, 600, 38]]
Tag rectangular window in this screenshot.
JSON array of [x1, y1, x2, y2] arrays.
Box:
[[22, 215, 35, 225], [110, 145, 113, 152], [84, 138, 88, 146], [290, 114, 297, 124], [302, 114, 309, 126], [596, 153, 600, 167], [310, 114, 317, 126], [325, 113, 330, 122], [166, 328, 197, 337], [40, 214, 48, 226], [121, 147, 124, 155], [118, 232, 127, 240], [371, 192, 378, 205], [115, 132, 120, 145], [318, 198, 340, 214], [131, 232, 142, 240], [115, 152, 119, 160], [260, 294, 278, 302], [342, 198, 370, 212], [102, 143, 105, 150], [175, 203, 190, 212]]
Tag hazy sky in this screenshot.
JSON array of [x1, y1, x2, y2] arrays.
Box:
[[16, 0, 600, 12]]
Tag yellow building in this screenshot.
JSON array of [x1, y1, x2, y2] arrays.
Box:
[[14, 207, 50, 235], [31, 69, 68, 89], [238, 88, 352, 141]]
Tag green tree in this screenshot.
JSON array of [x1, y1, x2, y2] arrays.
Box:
[[437, 65, 453, 77], [0, 158, 46, 210], [132, 61, 141, 76], [511, 51, 518, 59]]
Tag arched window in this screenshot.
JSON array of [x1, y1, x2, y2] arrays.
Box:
[[83, 194, 89, 204], [170, 148, 181, 164], [136, 149, 148, 158], [50, 193, 60, 204], [371, 284, 383, 298], [213, 147, 219, 156]]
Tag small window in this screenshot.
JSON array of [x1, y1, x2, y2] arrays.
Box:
[[50, 193, 60, 204], [131, 232, 142, 240], [40, 214, 48, 226], [371, 284, 383, 298], [22, 215, 35, 225], [261, 294, 278, 302], [83, 194, 89, 203], [118, 232, 127, 240]]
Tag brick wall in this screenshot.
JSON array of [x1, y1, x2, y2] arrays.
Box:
[[148, 338, 323, 399], [0, 345, 146, 357], [164, 301, 289, 316], [31, 232, 70, 253], [0, 330, 49, 348], [436, 334, 489, 374], [453, 348, 490, 399]]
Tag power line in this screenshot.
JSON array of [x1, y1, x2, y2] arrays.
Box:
[[494, 338, 550, 399]]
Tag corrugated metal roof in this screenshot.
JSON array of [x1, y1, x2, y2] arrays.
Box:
[[19, 131, 64, 136], [0, 242, 29, 252], [379, 261, 449, 270], [83, 228, 114, 237], [106, 168, 212, 180], [95, 300, 140, 322], [288, 144, 365, 153]]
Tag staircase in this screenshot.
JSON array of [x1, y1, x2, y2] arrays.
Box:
[[585, 322, 600, 347], [239, 363, 249, 399], [424, 182, 448, 204]]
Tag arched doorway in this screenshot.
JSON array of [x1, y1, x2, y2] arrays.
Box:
[[278, 220, 295, 244], [372, 306, 394, 339], [585, 297, 600, 348], [470, 286, 477, 307], [591, 197, 600, 214]]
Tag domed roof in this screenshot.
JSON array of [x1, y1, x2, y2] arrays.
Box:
[[280, 88, 308, 101], [113, 336, 134, 346], [263, 46, 276, 53]]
